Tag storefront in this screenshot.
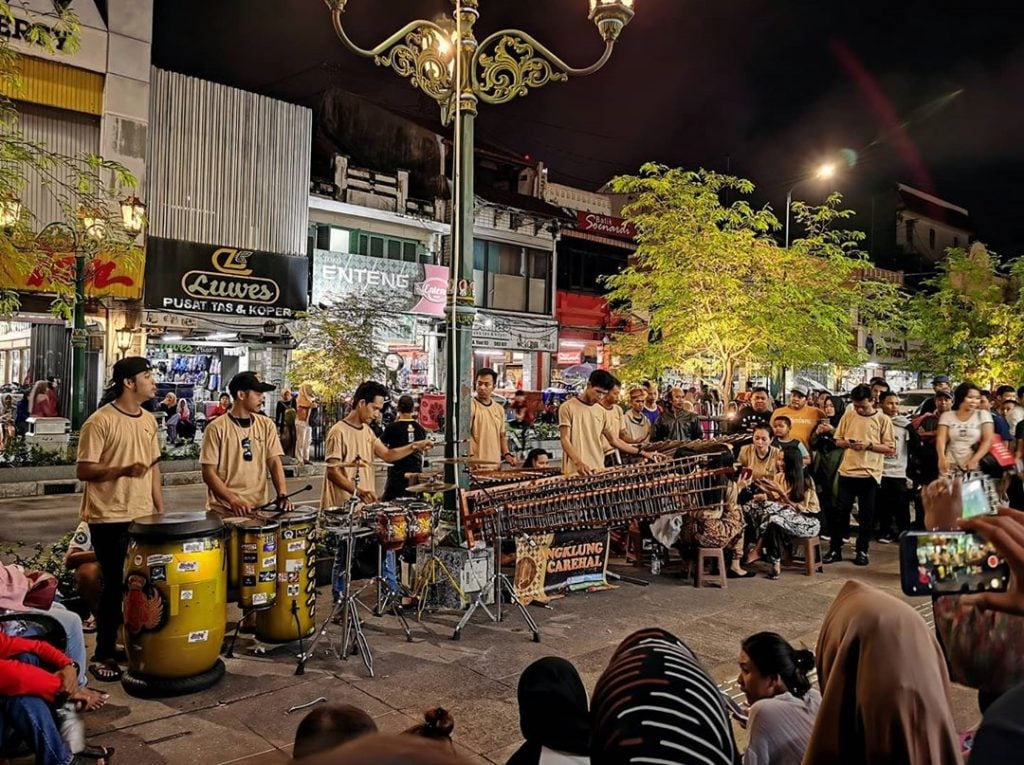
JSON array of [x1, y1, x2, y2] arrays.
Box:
[[143, 237, 308, 408], [310, 247, 449, 392], [472, 309, 558, 392]]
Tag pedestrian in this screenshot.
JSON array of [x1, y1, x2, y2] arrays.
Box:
[[380, 394, 429, 500], [936, 381, 994, 476], [295, 382, 317, 466], [918, 375, 952, 415], [28, 379, 51, 417], [641, 380, 661, 425], [652, 387, 703, 442], [76, 357, 163, 682], [876, 391, 914, 543], [771, 416, 810, 466], [507, 657, 590, 765], [771, 385, 826, 454], [732, 386, 774, 434], [825, 384, 895, 567]]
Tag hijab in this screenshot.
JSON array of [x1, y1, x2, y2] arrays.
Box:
[[590, 627, 739, 765], [804, 580, 961, 765], [826, 395, 845, 428], [507, 657, 590, 765]]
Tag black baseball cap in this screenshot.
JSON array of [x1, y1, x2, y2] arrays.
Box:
[[112, 356, 153, 384], [934, 389, 953, 400], [228, 371, 275, 396], [932, 375, 950, 385]]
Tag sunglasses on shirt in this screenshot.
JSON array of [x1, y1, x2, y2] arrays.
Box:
[[241, 436, 253, 462]]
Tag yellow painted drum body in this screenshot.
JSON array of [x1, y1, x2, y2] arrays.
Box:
[[255, 510, 316, 643], [223, 517, 247, 592], [236, 518, 279, 609], [123, 513, 226, 679]]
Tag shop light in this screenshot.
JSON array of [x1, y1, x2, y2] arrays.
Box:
[[0, 195, 22, 228], [120, 196, 146, 237], [207, 332, 236, 341], [163, 333, 183, 341], [77, 205, 107, 241]]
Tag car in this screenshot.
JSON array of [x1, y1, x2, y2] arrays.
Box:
[[895, 388, 933, 416]]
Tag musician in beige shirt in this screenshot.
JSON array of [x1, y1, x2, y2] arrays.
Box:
[[470, 368, 517, 466], [200, 372, 290, 516], [321, 380, 433, 509], [559, 370, 660, 476]]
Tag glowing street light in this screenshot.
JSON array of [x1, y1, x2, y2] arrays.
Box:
[[785, 162, 840, 248]]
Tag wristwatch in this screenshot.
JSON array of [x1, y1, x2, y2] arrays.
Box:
[[502, 452, 513, 459]]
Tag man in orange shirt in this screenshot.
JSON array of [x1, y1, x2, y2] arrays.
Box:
[[770, 384, 825, 453]]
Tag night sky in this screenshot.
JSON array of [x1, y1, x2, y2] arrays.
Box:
[[151, 1, 1024, 257]]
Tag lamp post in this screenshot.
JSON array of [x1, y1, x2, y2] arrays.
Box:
[[324, 0, 637, 492], [784, 162, 836, 248]]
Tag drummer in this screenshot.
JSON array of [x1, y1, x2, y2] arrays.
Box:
[[76, 356, 164, 682], [322, 381, 432, 592], [200, 371, 291, 516]]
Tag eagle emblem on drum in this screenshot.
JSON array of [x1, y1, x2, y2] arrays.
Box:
[[123, 573, 167, 634]]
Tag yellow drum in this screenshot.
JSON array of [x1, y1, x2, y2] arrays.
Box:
[[122, 513, 226, 684], [236, 517, 279, 610], [255, 509, 317, 643], [223, 516, 248, 593]]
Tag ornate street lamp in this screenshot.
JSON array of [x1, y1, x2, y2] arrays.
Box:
[[116, 322, 135, 360], [325, 0, 637, 495], [0, 195, 22, 229], [120, 195, 146, 236]]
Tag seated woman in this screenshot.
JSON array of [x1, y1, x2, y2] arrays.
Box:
[[741, 447, 820, 580], [738, 632, 820, 765], [738, 424, 781, 481], [507, 657, 589, 765], [174, 398, 196, 442], [158, 392, 178, 443], [522, 449, 552, 469]]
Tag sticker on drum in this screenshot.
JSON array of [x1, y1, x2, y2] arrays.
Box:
[[187, 630, 209, 643], [151, 566, 166, 582], [262, 540, 276, 552], [287, 572, 299, 583], [182, 541, 203, 553], [177, 560, 198, 573], [242, 553, 257, 563], [287, 584, 300, 597], [258, 571, 276, 583], [282, 529, 294, 540], [180, 589, 193, 600], [133, 555, 143, 566], [241, 543, 257, 552], [243, 564, 256, 576], [252, 592, 268, 606], [287, 540, 305, 552], [147, 554, 172, 566], [242, 576, 256, 586], [262, 556, 277, 569], [286, 559, 303, 573], [278, 573, 288, 583]]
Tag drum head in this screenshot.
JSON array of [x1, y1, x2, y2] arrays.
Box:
[[262, 509, 317, 527], [128, 512, 225, 540], [236, 517, 280, 533]]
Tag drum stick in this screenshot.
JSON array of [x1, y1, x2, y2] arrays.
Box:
[[256, 484, 314, 514]]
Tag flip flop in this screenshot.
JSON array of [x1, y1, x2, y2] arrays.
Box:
[[88, 660, 122, 683], [76, 744, 115, 762], [82, 615, 97, 633]]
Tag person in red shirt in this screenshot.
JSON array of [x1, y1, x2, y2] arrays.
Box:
[[0, 631, 112, 764]]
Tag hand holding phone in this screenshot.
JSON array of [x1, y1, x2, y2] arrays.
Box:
[[899, 530, 1008, 596], [960, 506, 1024, 616]]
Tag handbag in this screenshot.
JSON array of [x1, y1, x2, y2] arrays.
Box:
[[980, 434, 1015, 477]]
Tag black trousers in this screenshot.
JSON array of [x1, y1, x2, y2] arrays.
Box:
[[89, 521, 130, 661], [830, 476, 879, 554], [876, 476, 910, 536]]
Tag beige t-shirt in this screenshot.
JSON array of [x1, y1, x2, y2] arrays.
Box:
[[77, 404, 161, 523], [322, 420, 383, 509], [559, 396, 611, 475], [834, 409, 895, 481], [738, 444, 780, 481], [603, 405, 624, 455], [622, 411, 650, 444], [470, 397, 506, 465], [200, 413, 283, 513]]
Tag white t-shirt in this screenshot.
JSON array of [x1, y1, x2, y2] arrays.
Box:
[[939, 409, 993, 469], [744, 689, 821, 765]]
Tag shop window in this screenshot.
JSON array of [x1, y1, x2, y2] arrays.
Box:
[[473, 238, 552, 314], [369, 236, 385, 258]]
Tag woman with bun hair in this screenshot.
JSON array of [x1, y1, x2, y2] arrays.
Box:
[[405, 708, 456, 752], [737, 631, 820, 764]]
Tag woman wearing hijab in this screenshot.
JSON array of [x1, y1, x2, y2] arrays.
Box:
[[507, 657, 590, 765], [591, 627, 739, 765], [804, 580, 960, 765]]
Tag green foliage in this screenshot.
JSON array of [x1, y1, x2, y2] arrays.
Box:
[[907, 243, 1024, 387], [289, 292, 401, 403], [604, 164, 904, 397], [0, 1, 140, 320], [0, 434, 198, 467], [1, 531, 76, 597]]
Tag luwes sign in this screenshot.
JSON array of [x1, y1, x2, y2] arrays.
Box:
[[144, 238, 308, 318]]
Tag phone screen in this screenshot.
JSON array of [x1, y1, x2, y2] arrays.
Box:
[[900, 531, 1009, 596], [961, 479, 994, 519]]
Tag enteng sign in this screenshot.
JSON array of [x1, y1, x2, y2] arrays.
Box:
[[145, 238, 308, 318], [311, 249, 449, 317], [575, 211, 636, 240]]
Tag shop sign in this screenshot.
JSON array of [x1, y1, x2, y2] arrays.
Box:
[[575, 211, 636, 240], [0, 250, 144, 299], [2, 1, 107, 74], [311, 249, 449, 317], [145, 238, 308, 319], [141, 311, 199, 330], [556, 350, 581, 365], [472, 311, 558, 353], [515, 529, 610, 602]]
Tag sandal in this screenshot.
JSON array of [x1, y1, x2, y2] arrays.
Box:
[[82, 615, 97, 633], [88, 660, 122, 683], [73, 744, 115, 764]]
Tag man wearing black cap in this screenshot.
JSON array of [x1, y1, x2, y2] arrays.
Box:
[[200, 371, 290, 516], [770, 384, 825, 454], [918, 375, 952, 415], [76, 356, 164, 681]]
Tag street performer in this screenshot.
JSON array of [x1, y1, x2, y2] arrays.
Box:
[[470, 368, 517, 467], [559, 369, 661, 476], [76, 356, 164, 682], [321, 381, 433, 594], [200, 371, 291, 516]]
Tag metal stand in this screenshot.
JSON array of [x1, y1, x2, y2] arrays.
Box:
[[451, 508, 540, 643], [412, 504, 466, 617]]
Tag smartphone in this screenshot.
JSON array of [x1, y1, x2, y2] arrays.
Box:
[[900, 531, 1009, 596], [961, 478, 994, 519]]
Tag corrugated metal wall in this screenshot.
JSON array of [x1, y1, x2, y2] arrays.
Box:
[[0, 57, 105, 116], [19, 104, 101, 229], [147, 68, 311, 256]]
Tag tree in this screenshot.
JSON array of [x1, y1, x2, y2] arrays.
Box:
[[0, 1, 139, 319], [288, 293, 401, 402], [603, 164, 904, 397], [907, 243, 1024, 387]]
